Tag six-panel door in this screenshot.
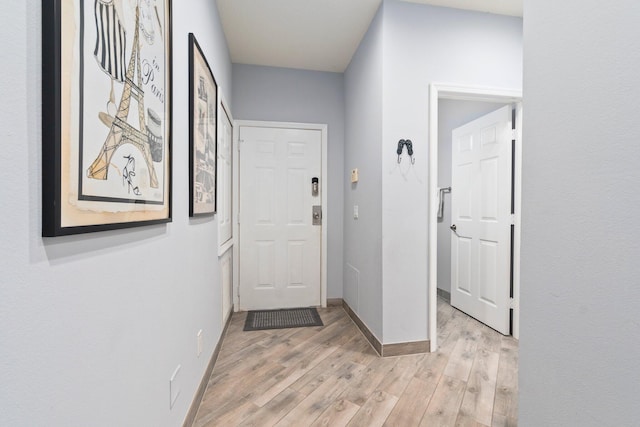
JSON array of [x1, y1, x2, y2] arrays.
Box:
[[239, 126, 322, 310], [451, 106, 512, 335]]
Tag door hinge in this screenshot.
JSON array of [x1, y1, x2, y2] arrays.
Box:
[[510, 214, 516, 225], [509, 298, 518, 309], [238, 139, 244, 151], [511, 129, 517, 140], [237, 210, 240, 225]]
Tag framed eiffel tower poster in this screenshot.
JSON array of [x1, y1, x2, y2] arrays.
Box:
[[42, 0, 173, 236]]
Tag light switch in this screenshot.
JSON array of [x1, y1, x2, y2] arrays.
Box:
[[351, 168, 359, 183], [169, 365, 181, 409], [197, 329, 203, 357], [353, 205, 359, 220]]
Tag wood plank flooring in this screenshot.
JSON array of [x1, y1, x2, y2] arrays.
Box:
[[192, 298, 518, 427]]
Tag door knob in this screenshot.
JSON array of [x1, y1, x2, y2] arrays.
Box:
[[450, 224, 457, 232], [312, 205, 322, 225]]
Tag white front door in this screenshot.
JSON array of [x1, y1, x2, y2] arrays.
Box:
[[239, 125, 322, 310], [451, 106, 512, 334]]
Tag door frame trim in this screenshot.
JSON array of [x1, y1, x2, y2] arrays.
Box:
[[428, 83, 522, 351], [233, 120, 328, 310], [218, 91, 234, 256]]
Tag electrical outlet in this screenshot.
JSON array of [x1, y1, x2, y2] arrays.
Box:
[[351, 168, 359, 183], [197, 329, 203, 357], [353, 205, 359, 220]]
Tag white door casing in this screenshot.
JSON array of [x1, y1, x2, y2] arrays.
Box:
[[218, 96, 233, 322], [450, 105, 512, 335], [239, 125, 323, 310], [220, 249, 232, 323], [218, 101, 233, 253]]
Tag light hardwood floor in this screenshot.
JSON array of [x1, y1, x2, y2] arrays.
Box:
[[192, 298, 518, 427]]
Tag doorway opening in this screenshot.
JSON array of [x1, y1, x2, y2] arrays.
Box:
[[428, 84, 522, 352]]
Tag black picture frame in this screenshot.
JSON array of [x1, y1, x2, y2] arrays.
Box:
[[188, 33, 218, 217], [42, 0, 173, 236]]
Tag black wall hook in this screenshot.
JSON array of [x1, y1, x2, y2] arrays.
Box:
[[405, 139, 415, 164], [397, 139, 406, 163], [396, 139, 415, 164]]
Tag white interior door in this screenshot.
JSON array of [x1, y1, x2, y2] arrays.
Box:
[[239, 126, 322, 310], [451, 106, 512, 334], [218, 104, 233, 321], [218, 104, 233, 250]]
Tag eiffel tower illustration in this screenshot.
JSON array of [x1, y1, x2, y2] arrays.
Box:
[[87, 6, 159, 189]]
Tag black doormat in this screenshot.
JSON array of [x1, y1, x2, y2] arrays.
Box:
[[243, 308, 323, 331]]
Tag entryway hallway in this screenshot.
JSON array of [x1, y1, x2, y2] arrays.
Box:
[[192, 298, 518, 426]]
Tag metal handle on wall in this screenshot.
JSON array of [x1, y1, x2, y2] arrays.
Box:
[[438, 187, 451, 219]]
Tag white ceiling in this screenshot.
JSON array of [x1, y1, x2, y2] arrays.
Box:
[[216, 0, 523, 73]]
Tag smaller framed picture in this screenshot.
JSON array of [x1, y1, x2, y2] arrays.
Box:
[[189, 33, 218, 216]]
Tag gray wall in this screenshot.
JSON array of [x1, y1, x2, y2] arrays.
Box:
[[231, 64, 345, 298], [519, 0, 640, 425], [437, 100, 507, 295], [380, 1, 522, 343], [343, 5, 384, 339], [0, 1, 232, 425]]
